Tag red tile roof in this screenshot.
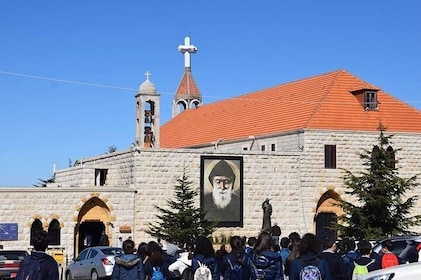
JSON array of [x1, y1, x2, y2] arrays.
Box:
[[175, 68, 201, 99], [161, 70, 421, 148]]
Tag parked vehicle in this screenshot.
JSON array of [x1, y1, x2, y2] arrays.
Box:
[[65, 246, 124, 280], [0, 250, 29, 280], [372, 236, 421, 257], [397, 236, 421, 263], [361, 261, 421, 279]]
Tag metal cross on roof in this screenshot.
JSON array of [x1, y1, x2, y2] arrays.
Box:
[[178, 36, 197, 68]]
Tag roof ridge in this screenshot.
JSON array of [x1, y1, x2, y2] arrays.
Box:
[[304, 70, 343, 127]]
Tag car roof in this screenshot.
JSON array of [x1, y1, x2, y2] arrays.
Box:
[[362, 261, 421, 279], [376, 236, 421, 243]]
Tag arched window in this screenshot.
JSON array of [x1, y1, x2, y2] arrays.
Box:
[[30, 219, 43, 246], [48, 219, 61, 245]]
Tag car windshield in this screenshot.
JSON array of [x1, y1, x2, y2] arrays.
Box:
[[101, 248, 124, 255], [0, 251, 28, 261]]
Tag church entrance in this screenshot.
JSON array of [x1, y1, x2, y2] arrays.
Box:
[[315, 190, 342, 240], [74, 197, 112, 256], [315, 212, 337, 239], [77, 221, 105, 253]]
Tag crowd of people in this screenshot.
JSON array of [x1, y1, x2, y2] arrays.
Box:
[[15, 228, 415, 280], [110, 230, 416, 280]]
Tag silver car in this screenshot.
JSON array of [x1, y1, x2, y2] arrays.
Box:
[[65, 246, 124, 280]]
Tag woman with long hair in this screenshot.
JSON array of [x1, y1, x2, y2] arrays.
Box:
[[288, 233, 331, 280], [143, 241, 172, 279], [247, 231, 284, 280], [221, 235, 250, 279], [191, 236, 220, 280]]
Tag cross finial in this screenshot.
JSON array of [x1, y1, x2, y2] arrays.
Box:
[[178, 36, 197, 68], [144, 71, 151, 80]]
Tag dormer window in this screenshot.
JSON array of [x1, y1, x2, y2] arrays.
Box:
[[364, 91, 377, 111], [350, 86, 380, 111]]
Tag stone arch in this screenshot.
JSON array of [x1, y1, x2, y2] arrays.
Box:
[[176, 100, 187, 112], [73, 195, 113, 256], [315, 189, 343, 239]]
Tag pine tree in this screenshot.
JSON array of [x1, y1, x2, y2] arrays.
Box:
[[337, 125, 421, 239], [146, 171, 216, 244]]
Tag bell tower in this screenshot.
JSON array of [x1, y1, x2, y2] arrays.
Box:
[[172, 36, 202, 117], [135, 71, 160, 148]]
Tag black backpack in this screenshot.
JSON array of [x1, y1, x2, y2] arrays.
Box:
[[15, 255, 43, 280]]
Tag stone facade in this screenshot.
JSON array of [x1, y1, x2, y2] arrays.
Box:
[[1, 129, 420, 262]]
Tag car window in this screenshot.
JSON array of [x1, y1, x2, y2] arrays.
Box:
[[76, 249, 89, 261], [88, 250, 98, 259], [0, 251, 28, 261], [101, 248, 124, 255], [392, 241, 409, 255]]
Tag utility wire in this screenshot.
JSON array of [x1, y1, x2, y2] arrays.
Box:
[[1, 70, 420, 107]]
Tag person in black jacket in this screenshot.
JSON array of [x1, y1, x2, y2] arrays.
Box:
[[350, 240, 378, 277], [16, 230, 59, 280], [320, 235, 349, 280]]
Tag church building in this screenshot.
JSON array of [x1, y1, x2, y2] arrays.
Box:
[[1, 37, 421, 262]]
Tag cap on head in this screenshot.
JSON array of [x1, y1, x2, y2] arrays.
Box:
[[208, 160, 235, 183]]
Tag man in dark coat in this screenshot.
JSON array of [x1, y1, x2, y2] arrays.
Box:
[[16, 230, 59, 280]]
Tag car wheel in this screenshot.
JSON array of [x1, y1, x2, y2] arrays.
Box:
[[65, 271, 73, 280], [90, 269, 99, 280]]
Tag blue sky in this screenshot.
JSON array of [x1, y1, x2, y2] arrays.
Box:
[[1, 1, 420, 186]]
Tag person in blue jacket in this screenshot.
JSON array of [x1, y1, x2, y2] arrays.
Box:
[[192, 236, 220, 280], [143, 241, 172, 279], [111, 239, 145, 280], [247, 231, 284, 280], [289, 233, 331, 280], [221, 235, 250, 279]]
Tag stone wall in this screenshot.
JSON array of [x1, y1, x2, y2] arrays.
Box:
[[0, 188, 136, 259], [1, 129, 420, 260]]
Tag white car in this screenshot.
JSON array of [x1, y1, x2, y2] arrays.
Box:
[[362, 262, 421, 280], [65, 246, 124, 280]]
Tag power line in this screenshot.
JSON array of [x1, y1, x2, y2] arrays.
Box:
[[1, 70, 420, 107]]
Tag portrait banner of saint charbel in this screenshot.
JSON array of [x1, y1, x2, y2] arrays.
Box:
[[200, 156, 243, 227]]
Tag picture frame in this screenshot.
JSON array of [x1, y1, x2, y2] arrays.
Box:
[[200, 155, 243, 227]]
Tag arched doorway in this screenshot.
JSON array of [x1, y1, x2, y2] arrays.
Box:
[[315, 190, 342, 240], [74, 197, 111, 256]]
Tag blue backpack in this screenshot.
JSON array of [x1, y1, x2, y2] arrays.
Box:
[[151, 266, 165, 280], [15, 255, 42, 280], [227, 258, 248, 279]]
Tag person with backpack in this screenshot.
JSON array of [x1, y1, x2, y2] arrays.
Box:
[[221, 236, 250, 279], [111, 239, 145, 280], [289, 233, 331, 280], [191, 236, 220, 280], [168, 242, 195, 279], [143, 241, 172, 280], [320, 235, 349, 280], [339, 239, 361, 278], [379, 240, 399, 269], [15, 230, 59, 280], [246, 231, 284, 280], [350, 240, 377, 280]]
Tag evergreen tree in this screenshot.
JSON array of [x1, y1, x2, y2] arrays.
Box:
[[337, 125, 421, 239], [146, 171, 216, 244]]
